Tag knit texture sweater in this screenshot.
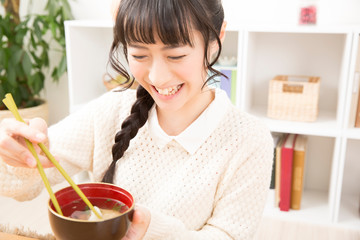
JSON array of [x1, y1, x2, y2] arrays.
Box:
[[0, 89, 274, 240]]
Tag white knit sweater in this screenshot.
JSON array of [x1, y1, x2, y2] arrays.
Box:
[[0, 88, 273, 240]]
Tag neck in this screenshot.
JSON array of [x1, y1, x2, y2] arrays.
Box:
[[157, 88, 215, 136]]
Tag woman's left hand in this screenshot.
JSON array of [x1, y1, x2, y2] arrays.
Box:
[[122, 205, 151, 240]]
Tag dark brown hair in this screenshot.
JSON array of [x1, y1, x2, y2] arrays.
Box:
[[102, 0, 225, 183]]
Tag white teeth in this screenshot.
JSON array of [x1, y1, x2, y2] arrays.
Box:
[[155, 84, 182, 96]]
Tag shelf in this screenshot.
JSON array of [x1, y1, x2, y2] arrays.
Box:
[[344, 128, 360, 140], [213, 65, 237, 71], [264, 189, 331, 224], [65, 21, 115, 113], [338, 139, 360, 227], [338, 194, 360, 230], [248, 106, 339, 137], [244, 25, 355, 34], [242, 31, 348, 128]]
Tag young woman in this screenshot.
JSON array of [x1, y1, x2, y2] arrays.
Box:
[[0, 0, 273, 239]]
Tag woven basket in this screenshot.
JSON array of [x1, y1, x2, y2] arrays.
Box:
[[267, 75, 320, 122]]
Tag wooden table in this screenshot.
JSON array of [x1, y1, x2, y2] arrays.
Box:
[[0, 232, 38, 240]]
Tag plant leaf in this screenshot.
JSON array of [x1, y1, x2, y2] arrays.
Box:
[[22, 52, 32, 77], [57, 55, 67, 80], [0, 48, 4, 68], [7, 64, 16, 87], [60, 0, 74, 20], [0, 84, 5, 100], [11, 89, 23, 108], [15, 28, 27, 45], [32, 72, 45, 95], [12, 48, 24, 65], [46, 0, 57, 17], [19, 84, 30, 100], [33, 19, 42, 40]]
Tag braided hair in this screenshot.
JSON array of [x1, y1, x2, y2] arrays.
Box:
[[102, 0, 225, 183], [102, 86, 154, 183]]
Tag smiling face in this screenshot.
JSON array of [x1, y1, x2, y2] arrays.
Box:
[[127, 31, 213, 115], [111, 0, 225, 133]]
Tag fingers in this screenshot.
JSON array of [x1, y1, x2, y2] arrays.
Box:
[[0, 133, 36, 167], [0, 118, 50, 168], [2, 118, 46, 143], [122, 206, 151, 240], [28, 117, 48, 136], [0, 154, 30, 168]]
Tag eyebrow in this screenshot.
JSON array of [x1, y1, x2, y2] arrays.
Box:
[[128, 43, 186, 50]]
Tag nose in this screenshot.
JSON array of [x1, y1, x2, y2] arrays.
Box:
[[148, 58, 172, 87]]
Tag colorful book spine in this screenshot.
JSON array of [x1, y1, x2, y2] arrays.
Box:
[[350, 72, 360, 127], [275, 134, 286, 207], [355, 76, 360, 127], [270, 134, 282, 189], [279, 134, 297, 211], [291, 135, 308, 210]]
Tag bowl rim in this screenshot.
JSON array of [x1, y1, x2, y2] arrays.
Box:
[[48, 182, 135, 223]]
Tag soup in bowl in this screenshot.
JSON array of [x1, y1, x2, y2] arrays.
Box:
[[48, 183, 134, 240]]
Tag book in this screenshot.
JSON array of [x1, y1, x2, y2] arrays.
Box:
[[350, 72, 360, 127], [355, 76, 360, 127], [270, 134, 282, 189], [279, 134, 297, 211], [275, 134, 286, 207], [220, 69, 232, 99], [290, 135, 308, 210]]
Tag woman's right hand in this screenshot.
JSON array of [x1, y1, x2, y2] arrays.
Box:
[[0, 117, 54, 168]]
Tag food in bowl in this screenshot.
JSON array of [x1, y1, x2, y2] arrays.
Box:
[[64, 197, 129, 221], [48, 183, 134, 240]]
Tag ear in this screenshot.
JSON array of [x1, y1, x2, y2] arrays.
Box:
[[209, 21, 227, 57], [219, 21, 227, 44]]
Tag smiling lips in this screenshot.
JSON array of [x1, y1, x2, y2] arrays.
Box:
[[155, 84, 183, 96]]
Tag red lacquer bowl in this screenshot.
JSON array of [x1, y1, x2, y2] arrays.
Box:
[[48, 183, 134, 240]]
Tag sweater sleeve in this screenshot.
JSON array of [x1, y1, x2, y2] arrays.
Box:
[[143, 119, 274, 240]]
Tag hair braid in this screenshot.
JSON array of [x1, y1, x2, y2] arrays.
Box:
[[101, 85, 154, 183]]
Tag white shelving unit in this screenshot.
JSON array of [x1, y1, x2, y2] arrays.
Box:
[[336, 31, 360, 229], [65, 20, 360, 230], [64, 20, 115, 113]]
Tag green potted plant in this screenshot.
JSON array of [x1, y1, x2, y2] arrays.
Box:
[[0, 0, 73, 121]]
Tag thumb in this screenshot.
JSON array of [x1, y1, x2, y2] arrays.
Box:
[[28, 117, 48, 135], [122, 206, 150, 240]]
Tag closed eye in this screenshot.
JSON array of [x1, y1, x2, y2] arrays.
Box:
[[168, 55, 186, 60], [132, 55, 146, 60]]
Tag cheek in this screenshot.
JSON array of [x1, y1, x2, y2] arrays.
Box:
[[128, 61, 146, 79], [179, 56, 204, 78]]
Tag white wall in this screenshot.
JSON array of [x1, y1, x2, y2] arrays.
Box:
[[225, 0, 360, 26], [26, 0, 360, 124]]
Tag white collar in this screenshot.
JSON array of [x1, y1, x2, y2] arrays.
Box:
[[147, 88, 231, 155]]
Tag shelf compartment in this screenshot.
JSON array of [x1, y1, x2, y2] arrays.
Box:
[[250, 106, 339, 137], [217, 30, 239, 67], [265, 135, 335, 223], [265, 189, 331, 224], [241, 31, 348, 127], [337, 139, 360, 229]]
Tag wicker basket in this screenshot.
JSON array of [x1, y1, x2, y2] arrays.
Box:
[[267, 75, 320, 122]]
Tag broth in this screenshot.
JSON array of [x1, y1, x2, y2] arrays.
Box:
[[61, 197, 129, 221]]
